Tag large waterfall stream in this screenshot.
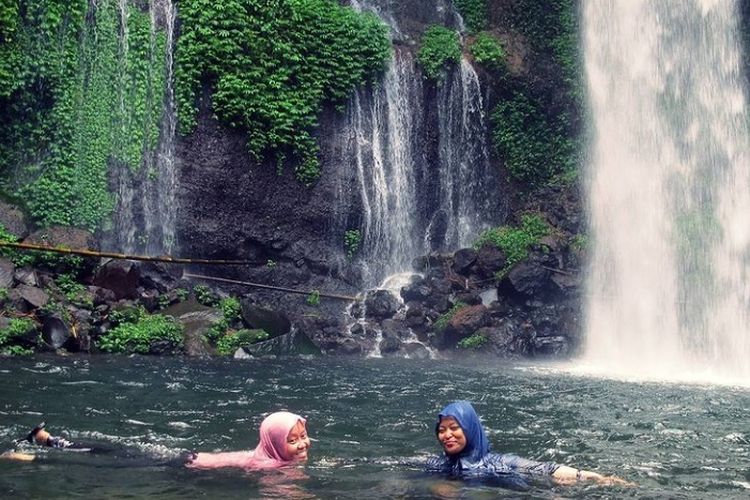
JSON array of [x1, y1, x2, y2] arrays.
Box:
[[582, 0, 750, 385], [108, 0, 178, 256], [341, 0, 500, 286]]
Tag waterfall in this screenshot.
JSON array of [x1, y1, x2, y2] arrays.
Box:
[[341, 0, 498, 287], [436, 58, 493, 249], [107, 0, 177, 255], [582, 0, 750, 384]]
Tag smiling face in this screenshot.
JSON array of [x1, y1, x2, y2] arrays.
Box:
[[437, 416, 467, 455], [284, 420, 311, 461]]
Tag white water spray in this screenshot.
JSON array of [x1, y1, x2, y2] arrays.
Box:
[[582, 0, 750, 385]]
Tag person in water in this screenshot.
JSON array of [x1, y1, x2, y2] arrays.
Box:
[[3, 411, 311, 470], [427, 401, 630, 487]]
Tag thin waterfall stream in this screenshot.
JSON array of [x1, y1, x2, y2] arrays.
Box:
[[582, 0, 750, 384]]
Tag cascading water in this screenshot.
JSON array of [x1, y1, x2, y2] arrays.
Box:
[[108, 0, 177, 256], [341, 0, 499, 287], [582, 0, 750, 384]]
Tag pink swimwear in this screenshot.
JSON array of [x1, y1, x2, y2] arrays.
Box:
[[186, 411, 306, 470]]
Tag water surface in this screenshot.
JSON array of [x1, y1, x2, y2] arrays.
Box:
[[1, 356, 748, 498]]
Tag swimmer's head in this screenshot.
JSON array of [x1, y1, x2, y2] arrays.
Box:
[[435, 401, 489, 461], [257, 411, 311, 463]]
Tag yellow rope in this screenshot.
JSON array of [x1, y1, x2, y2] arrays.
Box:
[[184, 273, 360, 302], [0, 241, 255, 265]]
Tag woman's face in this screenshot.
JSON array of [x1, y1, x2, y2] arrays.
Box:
[[284, 420, 311, 461], [437, 416, 467, 455]]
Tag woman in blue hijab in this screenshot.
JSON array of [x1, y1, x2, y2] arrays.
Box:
[[426, 401, 629, 487]]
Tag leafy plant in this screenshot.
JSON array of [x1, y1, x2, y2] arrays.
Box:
[[0, 317, 37, 355], [216, 328, 269, 356], [193, 284, 218, 307], [417, 25, 461, 80], [454, 0, 487, 33], [344, 229, 362, 260], [306, 290, 321, 306], [457, 332, 487, 349], [175, 0, 390, 184], [469, 32, 505, 69], [434, 302, 467, 332], [473, 213, 550, 277], [219, 297, 241, 322], [98, 313, 183, 354]]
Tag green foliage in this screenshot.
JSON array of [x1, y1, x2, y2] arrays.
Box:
[[453, 0, 487, 33], [216, 328, 269, 356], [54, 272, 91, 307], [570, 233, 587, 252], [490, 0, 582, 189], [306, 290, 321, 306], [175, 288, 189, 301], [0, 317, 36, 355], [492, 91, 579, 187], [219, 296, 241, 322], [434, 302, 467, 332], [418, 26, 461, 80], [193, 284, 218, 307], [266, 259, 277, 269], [469, 32, 505, 69], [175, 0, 391, 184], [99, 313, 183, 354], [457, 332, 487, 349], [1, 0, 168, 230], [474, 213, 550, 276], [344, 229, 361, 260]]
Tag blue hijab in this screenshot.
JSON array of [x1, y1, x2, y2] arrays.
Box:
[[435, 401, 490, 463]]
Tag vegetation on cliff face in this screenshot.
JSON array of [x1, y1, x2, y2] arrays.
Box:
[[417, 25, 462, 80], [0, 0, 166, 231], [175, 0, 391, 185]]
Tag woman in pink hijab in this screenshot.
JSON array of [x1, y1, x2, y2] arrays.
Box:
[[186, 411, 311, 470]]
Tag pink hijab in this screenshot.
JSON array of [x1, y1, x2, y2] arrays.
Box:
[[186, 411, 306, 470]]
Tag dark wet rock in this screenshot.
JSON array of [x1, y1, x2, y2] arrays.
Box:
[[14, 268, 38, 287], [88, 286, 117, 306], [439, 304, 491, 348], [41, 314, 71, 350], [533, 335, 569, 356], [476, 244, 507, 277], [0, 200, 28, 239], [0, 258, 14, 288], [401, 280, 431, 302], [149, 339, 182, 355], [401, 342, 432, 359], [93, 260, 139, 300], [17, 284, 49, 309], [452, 291, 482, 306], [162, 298, 220, 357], [498, 260, 551, 301], [452, 248, 477, 275], [364, 289, 401, 319], [137, 262, 182, 293], [240, 301, 291, 337], [139, 289, 160, 312], [242, 330, 321, 357]]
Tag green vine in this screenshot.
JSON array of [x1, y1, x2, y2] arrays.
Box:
[[473, 213, 550, 277], [175, 0, 391, 184], [453, 0, 487, 33], [0, 0, 167, 230], [417, 25, 461, 80]]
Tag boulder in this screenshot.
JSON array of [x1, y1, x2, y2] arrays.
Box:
[[162, 299, 220, 357], [452, 248, 477, 275], [240, 301, 291, 337], [241, 330, 321, 357], [17, 284, 49, 309], [92, 260, 139, 300], [41, 314, 72, 350], [364, 289, 401, 319], [476, 244, 507, 277]]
